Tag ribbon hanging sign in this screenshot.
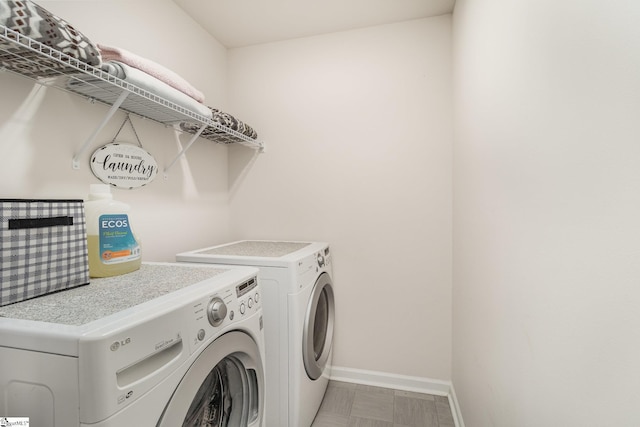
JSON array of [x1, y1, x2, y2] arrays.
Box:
[[90, 143, 158, 189]]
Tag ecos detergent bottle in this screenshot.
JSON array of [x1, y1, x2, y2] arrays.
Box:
[[85, 184, 141, 277]]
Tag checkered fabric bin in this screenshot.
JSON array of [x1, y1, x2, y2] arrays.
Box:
[[0, 199, 90, 306]]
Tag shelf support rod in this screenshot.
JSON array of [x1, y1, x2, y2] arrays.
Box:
[[72, 90, 130, 169], [163, 124, 207, 177]]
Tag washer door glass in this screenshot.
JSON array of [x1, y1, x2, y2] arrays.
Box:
[[303, 272, 335, 380], [157, 331, 263, 427], [183, 356, 253, 426]]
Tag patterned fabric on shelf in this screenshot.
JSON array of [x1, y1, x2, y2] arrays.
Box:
[[0, 0, 101, 78], [180, 108, 258, 144]]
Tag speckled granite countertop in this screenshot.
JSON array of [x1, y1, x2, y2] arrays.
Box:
[[199, 241, 310, 257], [0, 263, 227, 326]]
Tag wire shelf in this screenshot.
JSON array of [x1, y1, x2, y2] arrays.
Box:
[[0, 24, 264, 151]]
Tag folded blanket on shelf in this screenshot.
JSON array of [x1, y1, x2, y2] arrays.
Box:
[[65, 61, 212, 125], [180, 107, 258, 144], [98, 43, 204, 103], [0, 0, 101, 67], [97, 61, 212, 119]]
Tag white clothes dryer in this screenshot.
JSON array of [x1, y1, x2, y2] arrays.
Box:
[[176, 241, 335, 427], [0, 262, 265, 427]]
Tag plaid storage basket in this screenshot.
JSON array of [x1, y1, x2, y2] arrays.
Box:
[[0, 199, 90, 306]]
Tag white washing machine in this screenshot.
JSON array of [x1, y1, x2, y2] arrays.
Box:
[[0, 262, 265, 427], [176, 241, 335, 427]]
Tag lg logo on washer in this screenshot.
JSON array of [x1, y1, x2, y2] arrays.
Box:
[[110, 337, 132, 351]]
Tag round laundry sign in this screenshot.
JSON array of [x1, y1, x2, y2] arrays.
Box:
[[90, 143, 158, 189]]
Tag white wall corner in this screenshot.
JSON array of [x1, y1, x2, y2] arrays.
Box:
[[448, 383, 466, 427], [330, 366, 465, 427]]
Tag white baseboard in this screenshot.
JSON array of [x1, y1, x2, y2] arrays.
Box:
[[448, 383, 466, 427], [330, 365, 450, 395], [330, 366, 465, 427]]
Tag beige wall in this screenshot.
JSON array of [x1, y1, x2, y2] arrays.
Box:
[[0, 0, 233, 261], [1, 2, 454, 386], [7, 1, 639, 422], [453, 0, 640, 425], [226, 16, 453, 380]]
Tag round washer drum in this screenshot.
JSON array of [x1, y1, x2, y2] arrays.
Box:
[[157, 331, 264, 426], [303, 272, 335, 380]]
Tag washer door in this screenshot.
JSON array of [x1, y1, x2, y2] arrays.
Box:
[[303, 272, 335, 380], [157, 331, 263, 427]]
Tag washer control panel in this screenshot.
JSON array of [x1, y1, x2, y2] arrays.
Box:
[[207, 297, 227, 326], [236, 276, 257, 298], [235, 276, 259, 317], [190, 275, 261, 353]]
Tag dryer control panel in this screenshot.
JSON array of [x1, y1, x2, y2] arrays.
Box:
[[316, 246, 331, 269], [297, 247, 332, 276], [296, 246, 332, 291]]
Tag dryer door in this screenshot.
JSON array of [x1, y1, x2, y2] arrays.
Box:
[[157, 331, 263, 427], [303, 272, 335, 380]]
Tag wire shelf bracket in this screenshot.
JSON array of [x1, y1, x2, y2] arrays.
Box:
[[163, 123, 208, 178], [0, 24, 265, 173], [72, 90, 129, 169]]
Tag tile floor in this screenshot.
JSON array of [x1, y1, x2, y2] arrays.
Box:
[[311, 381, 455, 427]]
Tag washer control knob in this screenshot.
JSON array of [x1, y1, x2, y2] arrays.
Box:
[[240, 302, 246, 315], [207, 297, 227, 327], [197, 329, 206, 341], [255, 292, 260, 303], [317, 253, 325, 268], [248, 298, 254, 309]]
